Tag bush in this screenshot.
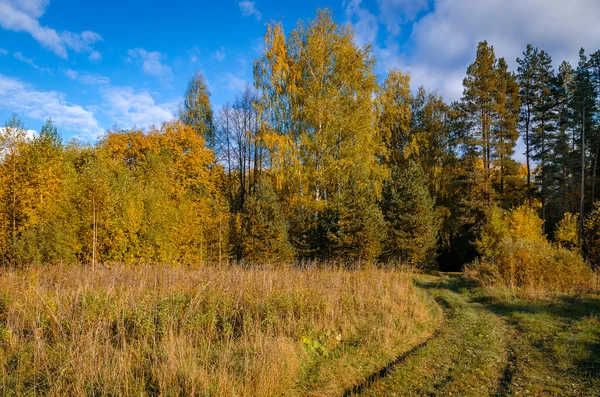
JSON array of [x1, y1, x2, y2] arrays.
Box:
[[583, 202, 600, 268], [554, 212, 581, 253], [469, 206, 595, 295]]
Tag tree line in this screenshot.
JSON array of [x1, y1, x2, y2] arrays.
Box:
[[1, 10, 599, 268]]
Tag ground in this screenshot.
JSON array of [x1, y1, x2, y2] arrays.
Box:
[[349, 274, 600, 396]]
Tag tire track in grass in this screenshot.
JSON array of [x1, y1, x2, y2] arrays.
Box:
[[346, 274, 513, 397], [341, 330, 442, 397]]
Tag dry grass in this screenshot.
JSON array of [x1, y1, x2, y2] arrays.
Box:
[[0, 263, 436, 396]]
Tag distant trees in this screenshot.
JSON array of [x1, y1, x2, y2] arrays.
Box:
[[1, 9, 600, 270]]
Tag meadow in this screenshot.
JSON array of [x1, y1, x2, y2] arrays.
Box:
[[0, 263, 438, 396]]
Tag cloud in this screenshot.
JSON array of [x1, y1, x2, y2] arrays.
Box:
[[14, 51, 52, 74], [0, 0, 102, 59], [346, 0, 600, 102], [0, 73, 101, 137], [127, 48, 173, 79], [188, 46, 201, 63], [100, 86, 175, 128], [214, 47, 226, 62], [65, 69, 110, 85], [221, 73, 248, 92], [0, 48, 7, 55], [0, 126, 36, 140], [88, 50, 101, 62], [239, 1, 261, 20], [376, 0, 429, 36]]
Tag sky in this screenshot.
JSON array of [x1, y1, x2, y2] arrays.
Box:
[[1, 0, 600, 145]]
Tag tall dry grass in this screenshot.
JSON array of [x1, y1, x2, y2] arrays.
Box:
[[0, 263, 436, 396]]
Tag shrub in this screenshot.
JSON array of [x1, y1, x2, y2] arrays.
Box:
[[469, 205, 595, 295], [554, 212, 581, 253], [583, 202, 600, 268]]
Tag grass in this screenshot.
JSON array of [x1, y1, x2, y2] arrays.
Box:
[[471, 285, 600, 396], [0, 263, 438, 396], [354, 275, 510, 396], [354, 274, 600, 396]]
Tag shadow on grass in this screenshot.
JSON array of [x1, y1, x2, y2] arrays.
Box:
[[430, 274, 600, 386], [341, 330, 440, 397]]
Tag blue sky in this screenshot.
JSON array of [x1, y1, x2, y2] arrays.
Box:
[[1, 0, 600, 147]]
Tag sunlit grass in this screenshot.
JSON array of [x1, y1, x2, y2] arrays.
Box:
[[0, 263, 437, 396]]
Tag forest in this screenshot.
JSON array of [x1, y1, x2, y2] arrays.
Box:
[[2, 10, 600, 273], [1, 8, 600, 396]]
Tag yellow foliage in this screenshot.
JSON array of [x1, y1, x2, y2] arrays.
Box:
[[471, 206, 594, 295]]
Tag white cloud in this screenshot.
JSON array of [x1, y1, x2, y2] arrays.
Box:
[[346, 0, 600, 102], [0, 48, 7, 55], [0, 0, 102, 59], [377, 0, 428, 36], [239, 1, 261, 20], [0, 126, 36, 140], [14, 51, 52, 74], [345, 0, 378, 47], [188, 46, 201, 63], [0, 73, 101, 137], [64, 69, 110, 85], [221, 73, 248, 92], [101, 86, 175, 128], [127, 48, 173, 79], [214, 47, 226, 62], [88, 50, 101, 62]]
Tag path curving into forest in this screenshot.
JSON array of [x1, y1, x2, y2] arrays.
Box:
[[345, 274, 600, 397]]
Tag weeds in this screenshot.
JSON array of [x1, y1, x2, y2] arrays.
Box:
[[0, 263, 435, 396]]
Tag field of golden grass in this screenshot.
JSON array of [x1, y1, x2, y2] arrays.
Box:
[[0, 263, 438, 396]]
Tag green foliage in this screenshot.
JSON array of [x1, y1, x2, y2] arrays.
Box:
[[179, 71, 216, 146], [241, 177, 294, 263], [382, 161, 439, 267], [583, 202, 600, 268], [329, 174, 386, 261]]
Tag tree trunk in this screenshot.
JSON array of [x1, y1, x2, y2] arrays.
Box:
[[541, 119, 546, 234], [593, 128, 599, 204], [525, 104, 532, 206], [581, 107, 586, 233]]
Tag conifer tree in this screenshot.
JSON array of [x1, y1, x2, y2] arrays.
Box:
[[530, 50, 559, 231], [381, 161, 439, 267], [493, 57, 521, 206], [241, 177, 294, 263], [459, 41, 499, 205], [571, 49, 597, 229], [517, 44, 539, 203], [555, 61, 575, 214]]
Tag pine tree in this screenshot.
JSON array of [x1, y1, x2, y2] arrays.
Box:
[[588, 50, 600, 205], [329, 171, 386, 261], [493, 57, 521, 206], [381, 161, 439, 267], [555, 61, 575, 214], [571, 49, 597, 229], [517, 44, 539, 203], [530, 50, 559, 231], [241, 177, 294, 263]]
